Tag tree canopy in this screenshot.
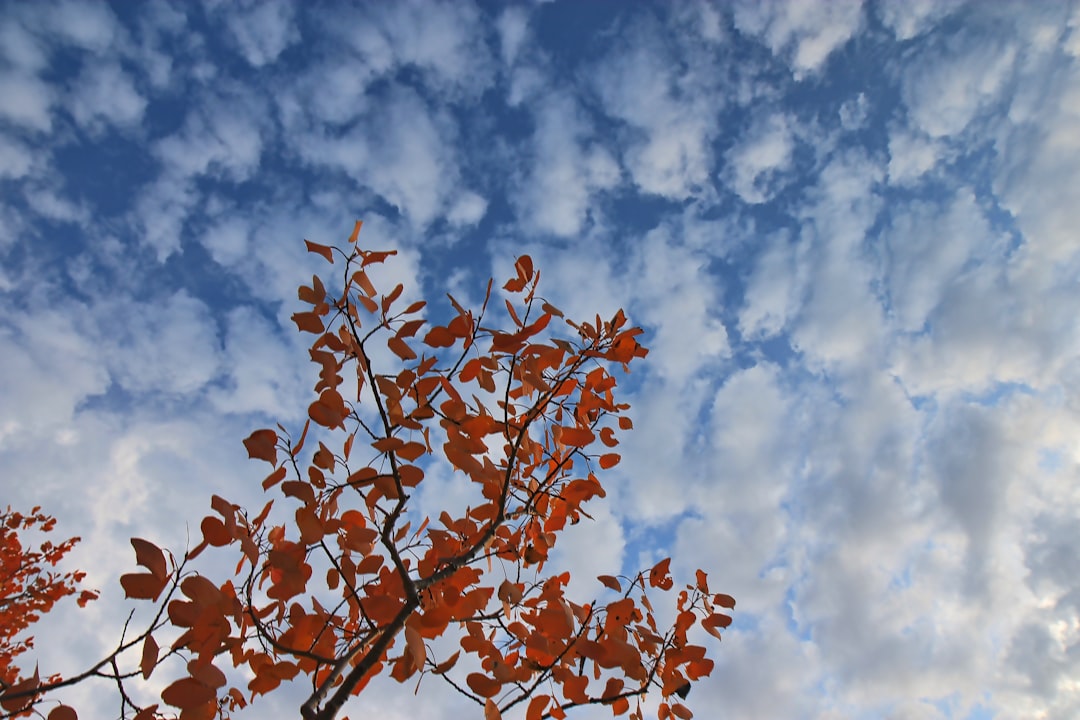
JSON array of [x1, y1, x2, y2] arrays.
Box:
[[0, 223, 732, 720]]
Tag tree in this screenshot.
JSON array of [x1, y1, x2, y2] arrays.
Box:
[[0, 222, 734, 720], [0, 507, 98, 718]]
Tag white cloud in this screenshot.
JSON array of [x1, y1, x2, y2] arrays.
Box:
[[220, 0, 298, 67], [901, 32, 1017, 139], [101, 291, 223, 396], [724, 111, 796, 203], [153, 95, 265, 181], [0, 133, 35, 179], [592, 33, 718, 199], [630, 224, 730, 382], [733, 0, 864, 79], [209, 306, 309, 418], [68, 61, 148, 132], [0, 306, 109, 446], [43, 0, 121, 53], [0, 70, 54, 131], [516, 91, 620, 237], [446, 190, 487, 227], [737, 229, 808, 340], [884, 189, 994, 332], [886, 126, 942, 185], [495, 6, 530, 66], [790, 150, 886, 367], [877, 0, 966, 41], [0, 15, 49, 71], [199, 214, 251, 267], [332, 0, 495, 98]]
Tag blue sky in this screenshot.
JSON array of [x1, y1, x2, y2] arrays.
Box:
[[2, 1, 1079, 718]]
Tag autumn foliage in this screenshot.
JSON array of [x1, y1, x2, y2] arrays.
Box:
[[0, 222, 733, 720], [0, 507, 98, 718]]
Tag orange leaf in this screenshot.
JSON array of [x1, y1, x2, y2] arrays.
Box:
[[671, 703, 693, 720], [433, 650, 460, 674], [243, 429, 278, 465], [131, 537, 167, 579], [141, 634, 159, 679], [261, 465, 287, 490], [388, 335, 416, 360], [485, 699, 502, 720], [599, 453, 621, 469], [558, 426, 595, 447], [348, 219, 363, 244], [467, 672, 501, 698], [424, 326, 456, 347], [48, 706, 77, 720], [161, 677, 215, 710], [713, 593, 736, 609], [649, 558, 673, 590], [291, 310, 324, 334], [305, 239, 334, 263], [200, 516, 230, 547], [526, 695, 550, 720], [597, 575, 622, 592], [618, 416, 633, 430], [599, 426, 619, 447], [405, 620, 426, 670]]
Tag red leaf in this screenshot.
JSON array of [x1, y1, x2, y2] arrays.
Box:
[[141, 634, 159, 679], [526, 695, 550, 720], [713, 593, 736, 609], [649, 558, 673, 590], [131, 538, 167, 580], [485, 699, 502, 720], [348, 220, 363, 244], [120, 572, 164, 600], [597, 575, 622, 592], [599, 453, 621, 469], [243, 429, 278, 465], [47, 706, 77, 720], [424, 326, 456, 347], [304, 239, 334, 263], [467, 672, 501, 698], [161, 677, 215, 710], [558, 426, 595, 447], [388, 335, 416, 360], [292, 311, 325, 334]]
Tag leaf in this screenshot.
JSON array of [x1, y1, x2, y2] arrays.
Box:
[[467, 672, 501, 698], [424, 326, 456, 347], [702, 613, 732, 640], [597, 575, 622, 592], [131, 538, 167, 580], [388, 335, 416, 360], [48, 706, 77, 720], [200, 516, 230, 547], [713, 593, 736, 609], [405, 620, 426, 670], [433, 650, 460, 674], [348, 220, 363, 244], [599, 453, 621, 469], [485, 698, 502, 720], [141, 634, 159, 679], [649, 558, 673, 590], [670, 703, 693, 720], [161, 677, 215, 709], [558, 426, 595, 447], [243, 429, 279, 465], [305, 239, 334, 263], [526, 695, 550, 720]]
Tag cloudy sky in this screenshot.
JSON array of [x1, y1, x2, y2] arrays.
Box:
[[2, 1, 1080, 719]]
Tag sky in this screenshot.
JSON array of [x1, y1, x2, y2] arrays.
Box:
[[1, 1, 1079, 719]]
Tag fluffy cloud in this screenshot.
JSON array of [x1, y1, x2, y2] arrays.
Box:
[[733, 0, 864, 79], [724, 111, 796, 203]]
